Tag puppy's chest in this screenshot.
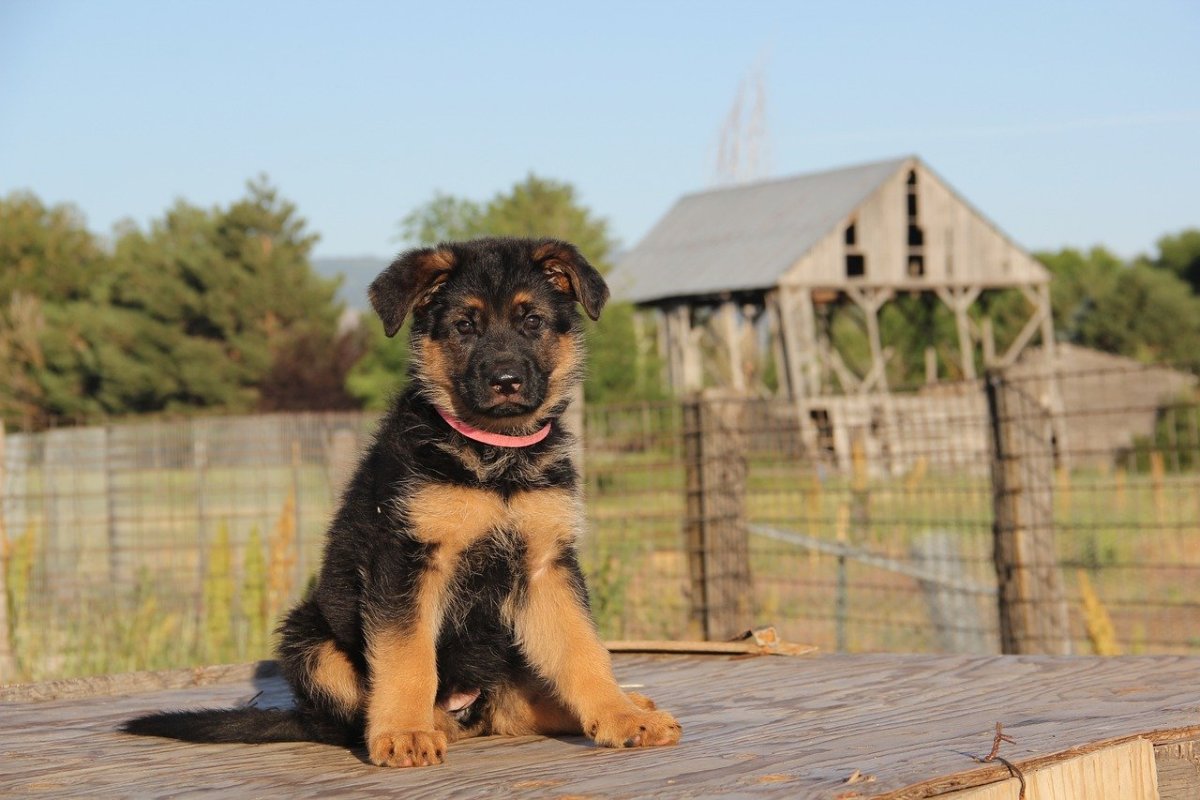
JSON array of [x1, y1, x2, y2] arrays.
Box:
[[400, 483, 581, 571]]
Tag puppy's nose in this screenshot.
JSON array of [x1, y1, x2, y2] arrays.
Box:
[[489, 371, 523, 397]]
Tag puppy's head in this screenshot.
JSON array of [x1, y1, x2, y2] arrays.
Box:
[[368, 237, 608, 434]]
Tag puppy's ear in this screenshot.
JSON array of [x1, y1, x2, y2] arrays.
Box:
[[368, 247, 457, 336], [532, 239, 610, 321]]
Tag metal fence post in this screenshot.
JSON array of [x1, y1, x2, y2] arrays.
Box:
[[986, 368, 1072, 654], [683, 391, 752, 641]]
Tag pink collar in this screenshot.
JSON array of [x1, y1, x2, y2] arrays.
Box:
[[436, 406, 551, 448]]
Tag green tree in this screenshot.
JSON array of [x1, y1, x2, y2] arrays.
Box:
[[370, 174, 663, 406], [346, 320, 412, 410], [1037, 246, 1200, 372], [1084, 264, 1200, 370], [398, 193, 482, 245], [108, 177, 341, 412], [0, 193, 111, 427], [1035, 246, 1124, 343], [1138, 228, 1200, 296], [0, 181, 346, 427], [0, 192, 104, 303]]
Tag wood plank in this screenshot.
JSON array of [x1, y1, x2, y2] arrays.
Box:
[[3, 654, 1200, 798], [1156, 738, 1200, 800], [939, 738, 1159, 799]]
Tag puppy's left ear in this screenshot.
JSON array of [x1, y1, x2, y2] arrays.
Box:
[[532, 239, 610, 321], [368, 246, 457, 336]]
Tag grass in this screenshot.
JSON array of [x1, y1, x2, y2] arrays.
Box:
[[3, 443, 1199, 683]]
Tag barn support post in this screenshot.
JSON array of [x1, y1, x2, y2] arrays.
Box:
[[682, 391, 752, 641], [764, 292, 793, 398], [924, 347, 938, 384], [776, 285, 820, 399], [663, 304, 702, 395], [937, 286, 982, 381], [774, 286, 824, 457], [986, 368, 1071, 655], [715, 301, 745, 392]]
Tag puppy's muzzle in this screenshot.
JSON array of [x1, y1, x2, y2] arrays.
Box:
[[489, 369, 523, 398]]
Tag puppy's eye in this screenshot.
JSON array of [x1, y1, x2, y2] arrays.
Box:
[[522, 314, 543, 333], [455, 319, 475, 335]]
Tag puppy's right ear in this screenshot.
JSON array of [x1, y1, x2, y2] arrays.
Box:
[[368, 247, 457, 337]]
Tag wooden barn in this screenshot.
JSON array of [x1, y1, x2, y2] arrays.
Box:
[[613, 156, 1061, 470]]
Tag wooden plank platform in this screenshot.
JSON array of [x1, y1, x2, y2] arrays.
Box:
[[3, 653, 1200, 798]]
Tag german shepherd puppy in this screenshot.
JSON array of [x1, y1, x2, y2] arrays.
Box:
[[124, 237, 681, 767]]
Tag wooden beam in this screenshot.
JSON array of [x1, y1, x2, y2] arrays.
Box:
[[827, 348, 862, 393], [846, 287, 894, 394], [716, 301, 745, 392], [981, 316, 996, 367], [764, 292, 792, 398], [860, 347, 895, 394], [936, 286, 982, 380], [664, 304, 702, 395], [776, 286, 819, 399], [993, 289, 1051, 371]]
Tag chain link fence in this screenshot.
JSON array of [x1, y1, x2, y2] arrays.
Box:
[[2, 361, 1198, 681]]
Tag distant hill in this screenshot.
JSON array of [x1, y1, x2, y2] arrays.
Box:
[[312, 256, 389, 309]]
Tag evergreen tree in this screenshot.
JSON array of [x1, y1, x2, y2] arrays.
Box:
[[0, 180, 345, 426]]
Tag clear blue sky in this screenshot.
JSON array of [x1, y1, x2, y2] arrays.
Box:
[[2, 0, 1197, 260]]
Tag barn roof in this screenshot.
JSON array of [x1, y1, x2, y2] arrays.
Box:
[[612, 156, 911, 304]]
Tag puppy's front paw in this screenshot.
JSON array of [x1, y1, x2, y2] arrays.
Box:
[[586, 707, 681, 748], [626, 691, 658, 711], [368, 729, 448, 767]]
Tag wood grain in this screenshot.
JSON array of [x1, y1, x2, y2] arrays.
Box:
[[942, 738, 1158, 799], [3, 653, 1200, 798]]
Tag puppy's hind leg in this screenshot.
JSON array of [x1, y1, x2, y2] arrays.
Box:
[[277, 601, 363, 729], [483, 678, 662, 738], [483, 678, 583, 737]]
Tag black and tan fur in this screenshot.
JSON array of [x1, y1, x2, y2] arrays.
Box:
[[123, 237, 681, 767]]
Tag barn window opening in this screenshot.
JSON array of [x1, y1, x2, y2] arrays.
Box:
[[905, 168, 923, 278], [846, 253, 866, 277], [844, 223, 856, 246], [906, 169, 919, 218]]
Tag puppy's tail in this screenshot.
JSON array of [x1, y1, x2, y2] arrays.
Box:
[[122, 707, 352, 746]]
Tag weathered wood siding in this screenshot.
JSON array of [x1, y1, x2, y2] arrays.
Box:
[[781, 159, 1048, 291]]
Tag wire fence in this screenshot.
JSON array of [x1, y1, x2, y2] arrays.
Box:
[[2, 360, 1198, 681]]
